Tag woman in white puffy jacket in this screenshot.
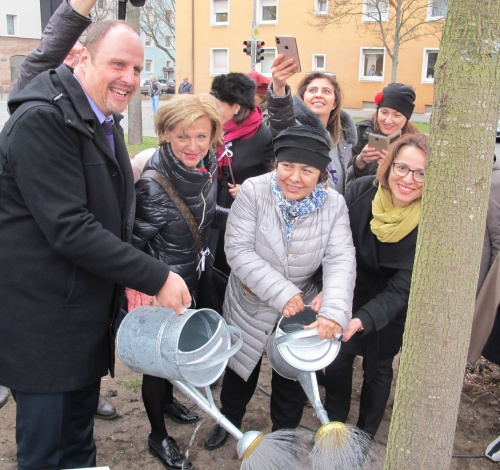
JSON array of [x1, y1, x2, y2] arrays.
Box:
[[204, 125, 356, 451]]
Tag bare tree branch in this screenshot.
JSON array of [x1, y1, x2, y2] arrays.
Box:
[[139, 0, 176, 62], [307, 0, 445, 81]]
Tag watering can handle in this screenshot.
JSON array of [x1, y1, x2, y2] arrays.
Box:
[[276, 328, 343, 345], [177, 326, 243, 370]]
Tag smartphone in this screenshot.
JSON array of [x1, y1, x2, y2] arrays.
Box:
[[367, 130, 401, 152], [275, 35, 301, 73]]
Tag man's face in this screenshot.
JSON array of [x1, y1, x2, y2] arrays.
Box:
[[76, 26, 144, 115]]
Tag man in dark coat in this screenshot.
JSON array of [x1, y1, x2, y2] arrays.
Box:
[[0, 20, 191, 469]]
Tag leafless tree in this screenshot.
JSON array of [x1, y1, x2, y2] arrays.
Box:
[[139, 0, 176, 62], [90, 0, 116, 22], [309, 0, 445, 82]]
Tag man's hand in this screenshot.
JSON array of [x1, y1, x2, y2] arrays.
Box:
[[155, 271, 192, 315]]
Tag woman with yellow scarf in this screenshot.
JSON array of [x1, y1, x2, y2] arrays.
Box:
[[324, 133, 428, 438]]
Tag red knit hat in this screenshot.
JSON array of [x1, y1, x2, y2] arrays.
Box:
[[247, 72, 270, 95]]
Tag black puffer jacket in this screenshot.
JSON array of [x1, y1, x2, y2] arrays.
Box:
[[133, 144, 225, 295]]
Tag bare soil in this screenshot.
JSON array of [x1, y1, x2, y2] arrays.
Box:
[[0, 355, 498, 470]]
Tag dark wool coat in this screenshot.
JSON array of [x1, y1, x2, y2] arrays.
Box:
[[217, 123, 274, 209], [0, 65, 169, 393], [342, 176, 418, 380], [133, 145, 227, 297]]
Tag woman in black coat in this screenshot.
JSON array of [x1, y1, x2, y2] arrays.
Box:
[[325, 133, 429, 437], [130, 93, 225, 470], [210, 73, 274, 274]]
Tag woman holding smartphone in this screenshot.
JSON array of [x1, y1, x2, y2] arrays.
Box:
[[348, 82, 419, 186], [268, 54, 357, 195], [326, 133, 428, 438]]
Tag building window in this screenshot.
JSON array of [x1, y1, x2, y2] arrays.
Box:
[[166, 36, 172, 48], [166, 60, 173, 68], [211, 49, 228, 75], [258, 0, 277, 23], [363, 0, 389, 22], [166, 10, 174, 23], [212, 0, 229, 25], [6, 15, 17, 36], [427, 0, 447, 20], [360, 48, 384, 80], [315, 0, 328, 16], [422, 49, 438, 83], [257, 48, 276, 75], [144, 35, 153, 47], [145, 59, 153, 73], [313, 54, 326, 72]]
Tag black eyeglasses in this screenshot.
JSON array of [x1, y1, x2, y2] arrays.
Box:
[[392, 162, 425, 183]]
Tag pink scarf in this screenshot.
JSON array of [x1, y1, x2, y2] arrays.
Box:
[[217, 107, 263, 181]]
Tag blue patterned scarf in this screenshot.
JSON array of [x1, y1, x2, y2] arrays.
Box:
[[271, 170, 328, 244]]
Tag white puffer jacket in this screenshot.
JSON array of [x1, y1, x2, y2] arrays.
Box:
[[223, 172, 356, 380]]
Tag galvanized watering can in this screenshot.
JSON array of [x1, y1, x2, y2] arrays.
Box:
[[117, 306, 263, 459], [267, 306, 342, 426]]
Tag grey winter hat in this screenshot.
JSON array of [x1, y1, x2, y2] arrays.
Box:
[[210, 73, 255, 111], [273, 125, 332, 172]]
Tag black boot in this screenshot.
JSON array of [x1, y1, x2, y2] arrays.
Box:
[[163, 397, 200, 424], [204, 424, 229, 451], [148, 435, 193, 470]]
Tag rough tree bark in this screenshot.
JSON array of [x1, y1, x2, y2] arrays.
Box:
[[385, 1, 500, 468]]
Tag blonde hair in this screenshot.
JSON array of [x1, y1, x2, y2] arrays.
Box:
[[154, 94, 223, 147]]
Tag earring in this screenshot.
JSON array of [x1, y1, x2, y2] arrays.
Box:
[[234, 110, 239, 115]]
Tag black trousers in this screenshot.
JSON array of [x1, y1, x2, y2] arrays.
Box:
[[220, 357, 306, 432], [324, 353, 394, 437], [11, 380, 100, 470]]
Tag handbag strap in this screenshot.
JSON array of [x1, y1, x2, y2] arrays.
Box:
[[142, 169, 203, 253]]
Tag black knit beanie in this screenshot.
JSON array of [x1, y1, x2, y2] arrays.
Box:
[[273, 126, 332, 172], [374, 82, 416, 120], [210, 73, 255, 111]]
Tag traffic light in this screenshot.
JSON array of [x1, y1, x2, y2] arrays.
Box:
[[243, 40, 252, 56], [256, 41, 265, 62]]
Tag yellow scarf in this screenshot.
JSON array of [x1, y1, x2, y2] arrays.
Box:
[[370, 185, 421, 243]]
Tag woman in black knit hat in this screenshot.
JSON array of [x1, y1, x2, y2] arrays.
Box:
[[348, 82, 419, 185], [204, 125, 355, 450], [210, 73, 274, 275]]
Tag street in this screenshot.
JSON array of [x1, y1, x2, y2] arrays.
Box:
[[1, 97, 499, 154]]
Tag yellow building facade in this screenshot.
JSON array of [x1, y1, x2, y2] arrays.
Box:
[[176, 1, 443, 114]]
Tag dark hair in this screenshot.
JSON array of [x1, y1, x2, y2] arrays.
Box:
[[376, 133, 429, 188], [297, 72, 343, 145], [210, 73, 255, 124], [371, 110, 420, 135], [84, 20, 138, 57]]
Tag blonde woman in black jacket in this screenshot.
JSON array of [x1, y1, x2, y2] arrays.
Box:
[[130, 93, 226, 470]]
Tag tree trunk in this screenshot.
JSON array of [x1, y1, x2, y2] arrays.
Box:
[[126, 4, 143, 146], [385, 1, 500, 468]]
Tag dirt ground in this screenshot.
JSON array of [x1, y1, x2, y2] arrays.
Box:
[[0, 354, 498, 470]]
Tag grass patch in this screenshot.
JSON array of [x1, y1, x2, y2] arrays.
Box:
[[125, 136, 158, 158], [120, 377, 142, 392]]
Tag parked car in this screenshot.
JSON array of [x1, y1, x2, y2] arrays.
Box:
[[159, 79, 175, 94], [140, 79, 175, 96]]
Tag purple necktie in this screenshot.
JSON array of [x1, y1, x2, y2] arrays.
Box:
[[102, 120, 115, 154]]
